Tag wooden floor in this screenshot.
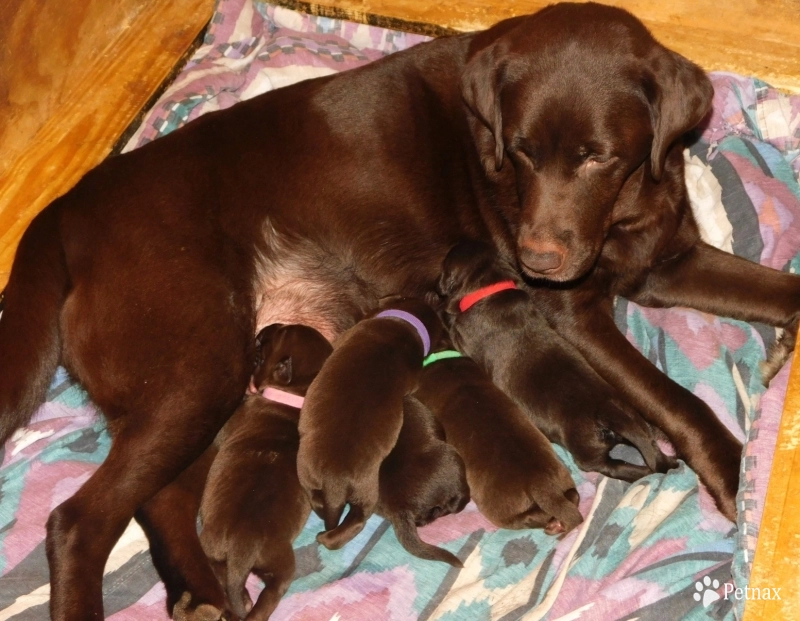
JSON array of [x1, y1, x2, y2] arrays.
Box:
[[0, 1, 798, 619]]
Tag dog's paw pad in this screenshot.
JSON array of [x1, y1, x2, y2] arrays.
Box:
[[172, 592, 227, 621], [544, 517, 565, 535], [692, 576, 721, 608]]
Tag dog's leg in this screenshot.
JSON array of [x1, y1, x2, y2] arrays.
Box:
[[542, 298, 741, 521], [247, 546, 295, 621], [46, 409, 234, 621], [631, 242, 800, 383], [315, 503, 367, 550], [135, 448, 228, 618]]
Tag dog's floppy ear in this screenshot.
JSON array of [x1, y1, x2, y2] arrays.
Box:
[[645, 48, 713, 181], [461, 45, 506, 172]]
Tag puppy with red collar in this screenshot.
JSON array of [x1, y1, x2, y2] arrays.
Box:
[[200, 323, 332, 620], [438, 242, 676, 482]]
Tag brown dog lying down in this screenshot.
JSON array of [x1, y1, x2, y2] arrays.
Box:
[[8, 4, 798, 616], [375, 396, 470, 567], [416, 335, 583, 535], [438, 242, 677, 482], [200, 323, 332, 621], [297, 298, 444, 549]]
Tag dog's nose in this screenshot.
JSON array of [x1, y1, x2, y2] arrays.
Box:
[[518, 241, 566, 274]]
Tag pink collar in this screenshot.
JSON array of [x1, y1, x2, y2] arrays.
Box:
[[261, 387, 305, 409], [458, 280, 518, 312]]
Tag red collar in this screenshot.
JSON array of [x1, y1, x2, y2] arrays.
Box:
[[458, 280, 518, 312]]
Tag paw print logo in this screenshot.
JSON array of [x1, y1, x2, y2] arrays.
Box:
[[693, 576, 721, 607]]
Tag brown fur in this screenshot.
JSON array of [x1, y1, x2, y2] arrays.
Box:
[[297, 298, 443, 549], [2, 4, 799, 616], [200, 324, 332, 621], [438, 242, 677, 482], [415, 335, 582, 534], [375, 396, 470, 567]]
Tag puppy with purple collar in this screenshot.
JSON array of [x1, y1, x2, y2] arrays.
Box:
[[200, 323, 332, 621], [297, 298, 460, 551], [438, 242, 676, 482]]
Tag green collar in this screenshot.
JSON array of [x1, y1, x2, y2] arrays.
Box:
[[422, 350, 464, 367]]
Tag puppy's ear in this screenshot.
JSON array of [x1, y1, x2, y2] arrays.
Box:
[[272, 356, 293, 385], [644, 48, 713, 181], [461, 46, 506, 172], [255, 323, 284, 349]]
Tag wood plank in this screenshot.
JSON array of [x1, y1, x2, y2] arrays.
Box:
[[276, 0, 800, 93], [0, 0, 215, 289], [744, 347, 800, 620]]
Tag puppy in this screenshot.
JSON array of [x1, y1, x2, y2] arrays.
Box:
[[416, 335, 583, 534], [297, 298, 443, 549], [200, 324, 332, 620], [375, 396, 470, 567], [439, 242, 676, 482]]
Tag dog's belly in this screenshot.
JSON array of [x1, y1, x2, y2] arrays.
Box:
[[253, 273, 364, 343], [252, 228, 379, 343]]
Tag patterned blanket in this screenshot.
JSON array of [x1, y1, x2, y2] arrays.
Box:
[[2, 1, 799, 619]]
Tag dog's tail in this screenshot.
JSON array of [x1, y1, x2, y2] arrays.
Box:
[[390, 514, 463, 568], [0, 204, 69, 446]]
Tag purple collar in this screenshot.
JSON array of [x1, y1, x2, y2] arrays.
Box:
[[375, 309, 431, 356]]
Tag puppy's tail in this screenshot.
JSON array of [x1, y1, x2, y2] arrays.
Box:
[[0, 204, 68, 446], [391, 514, 463, 568]]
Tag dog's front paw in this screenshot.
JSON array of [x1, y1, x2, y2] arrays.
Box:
[[761, 322, 798, 386], [173, 592, 235, 621]]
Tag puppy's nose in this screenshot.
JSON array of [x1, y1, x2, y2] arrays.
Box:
[[518, 240, 566, 275]]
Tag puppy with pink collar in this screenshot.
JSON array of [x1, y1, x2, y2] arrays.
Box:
[[200, 323, 332, 621]]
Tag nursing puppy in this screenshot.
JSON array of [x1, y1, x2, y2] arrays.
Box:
[[439, 242, 676, 482], [376, 396, 470, 567], [416, 335, 582, 534], [200, 324, 332, 620], [297, 298, 443, 549]]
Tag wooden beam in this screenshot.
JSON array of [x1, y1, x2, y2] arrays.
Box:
[[743, 347, 800, 620], [276, 0, 800, 94]]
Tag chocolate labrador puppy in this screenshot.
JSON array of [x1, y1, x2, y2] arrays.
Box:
[[201, 397, 307, 621], [297, 298, 443, 549], [375, 395, 470, 567], [415, 335, 583, 534], [3, 3, 797, 618], [200, 324, 332, 620], [437, 242, 677, 482]]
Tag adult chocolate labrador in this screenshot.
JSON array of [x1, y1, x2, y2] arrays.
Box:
[[1, 3, 797, 619]]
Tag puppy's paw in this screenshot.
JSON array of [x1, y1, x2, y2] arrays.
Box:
[[544, 517, 566, 535], [761, 325, 796, 386], [173, 592, 232, 621]]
